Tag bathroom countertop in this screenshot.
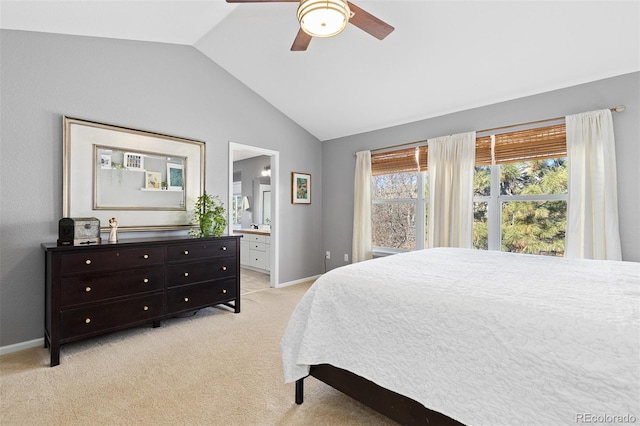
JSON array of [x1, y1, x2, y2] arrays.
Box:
[[233, 229, 271, 236]]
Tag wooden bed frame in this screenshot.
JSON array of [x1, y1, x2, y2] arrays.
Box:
[[295, 364, 464, 425]]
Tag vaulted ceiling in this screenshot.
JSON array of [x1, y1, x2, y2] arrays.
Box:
[[1, 1, 638, 141]]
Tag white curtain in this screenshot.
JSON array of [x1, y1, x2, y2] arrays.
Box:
[[427, 132, 476, 248], [565, 109, 622, 260], [352, 150, 373, 263]]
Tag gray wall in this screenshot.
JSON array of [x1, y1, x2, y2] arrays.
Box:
[[322, 72, 640, 270], [0, 30, 323, 347]]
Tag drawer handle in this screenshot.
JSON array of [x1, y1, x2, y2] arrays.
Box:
[[222, 289, 227, 294], [143, 306, 149, 311], [221, 266, 227, 271], [184, 250, 189, 255], [85, 286, 91, 292], [85, 259, 92, 265], [184, 272, 189, 277], [143, 278, 149, 283], [143, 254, 149, 259], [85, 318, 91, 324], [184, 297, 189, 302], [221, 246, 227, 251]]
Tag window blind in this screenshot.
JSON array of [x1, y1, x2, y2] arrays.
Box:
[[372, 123, 567, 174], [371, 146, 427, 176], [476, 123, 567, 165]]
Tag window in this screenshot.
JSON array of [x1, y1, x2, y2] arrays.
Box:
[[372, 172, 423, 251], [473, 160, 568, 255], [372, 123, 568, 256], [473, 124, 568, 255], [371, 147, 427, 252]]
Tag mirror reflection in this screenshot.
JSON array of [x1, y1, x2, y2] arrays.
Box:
[[95, 146, 186, 210], [231, 155, 271, 230], [262, 189, 271, 224]]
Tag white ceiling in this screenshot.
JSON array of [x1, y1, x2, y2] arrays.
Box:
[[1, 1, 638, 141]]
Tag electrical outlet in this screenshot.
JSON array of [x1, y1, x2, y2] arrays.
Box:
[[344, 254, 349, 262], [325, 251, 330, 259]]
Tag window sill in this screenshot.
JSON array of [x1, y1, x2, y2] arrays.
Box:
[[372, 248, 409, 258]]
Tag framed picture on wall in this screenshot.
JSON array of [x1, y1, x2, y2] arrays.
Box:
[[100, 153, 112, 169], [124, 152, 144, 170], [291, 172, 311, 204], [166, 163, 184, 190], [145, 171, 161, 189]]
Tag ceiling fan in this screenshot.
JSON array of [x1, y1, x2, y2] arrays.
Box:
[[226, 0, 394, 51]]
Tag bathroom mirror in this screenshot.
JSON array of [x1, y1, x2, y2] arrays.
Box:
[[63, 116, 205, 231], [261, 186, 271, 224]]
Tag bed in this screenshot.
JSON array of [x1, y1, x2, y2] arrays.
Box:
[[280, 248, 640, 425]]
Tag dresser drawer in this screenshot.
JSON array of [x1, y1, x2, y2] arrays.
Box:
[[167, 239, 237, 262], [60, 267, 165, 307], [60, 247, 165, 274], [250, 242, 266, 252], [60, 293, 164, 339], [247, 234, 266, 243], [166, 258, 237, 287], [249, 250, 267, 270], [166, 278, 237, 314]]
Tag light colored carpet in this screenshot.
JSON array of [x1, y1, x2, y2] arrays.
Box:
[[0, 281, 395, 426], [240, 268, 271, 294]]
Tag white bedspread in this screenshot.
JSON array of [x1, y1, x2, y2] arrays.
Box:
[[280, 248, 640, 425]]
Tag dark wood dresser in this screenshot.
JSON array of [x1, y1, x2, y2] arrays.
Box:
[[42, 235, 241, 366]]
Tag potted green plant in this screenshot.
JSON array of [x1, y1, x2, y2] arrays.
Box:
[[189, 192, 227, 238]]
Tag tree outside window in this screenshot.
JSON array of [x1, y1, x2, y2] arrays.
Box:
[[372, 172, 424, 251], [473, 158, 567, 255]]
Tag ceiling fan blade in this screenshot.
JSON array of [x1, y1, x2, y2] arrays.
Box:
[[291, 28, 312, 51], [347, 1, 394, 40]]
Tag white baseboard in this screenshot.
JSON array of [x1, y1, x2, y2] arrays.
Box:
[[0, 338, 43, 356], [275, 274, 321, 288]]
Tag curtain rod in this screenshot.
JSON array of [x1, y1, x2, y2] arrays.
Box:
[[358, 105, 626, 155]]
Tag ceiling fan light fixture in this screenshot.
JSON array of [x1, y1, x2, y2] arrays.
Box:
[[297, 0, 351, 38]]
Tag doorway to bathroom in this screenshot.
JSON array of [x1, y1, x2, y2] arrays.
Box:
[[229, 142, 279, 289]]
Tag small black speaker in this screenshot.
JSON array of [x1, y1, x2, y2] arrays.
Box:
[[58, 218, 75, 245]]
